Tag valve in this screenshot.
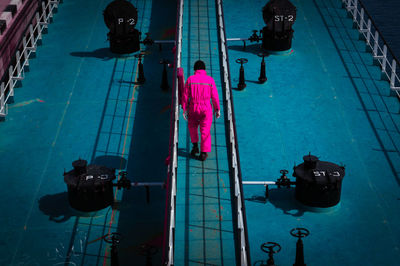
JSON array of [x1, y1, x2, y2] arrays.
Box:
[[249, 29, 262, 43], [142, 32, 154, 45], [290, 228, 310, 266], [261, 241, 281, 266]]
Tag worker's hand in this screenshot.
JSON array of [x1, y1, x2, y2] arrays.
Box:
[[183, 110, 188, 121], [215, 109, 221, 119]]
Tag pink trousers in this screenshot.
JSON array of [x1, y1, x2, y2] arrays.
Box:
[[188, 108, 213, 153]]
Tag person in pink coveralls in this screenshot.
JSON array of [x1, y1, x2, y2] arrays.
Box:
[[181, 60, 221, 161]]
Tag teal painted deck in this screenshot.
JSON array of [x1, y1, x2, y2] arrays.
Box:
[[224, 0, 400, 265], [0, 0, 176, 265], [174, 0, 236, 264]]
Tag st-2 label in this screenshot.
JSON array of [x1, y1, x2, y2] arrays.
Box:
[[274, 15, 294, 22]]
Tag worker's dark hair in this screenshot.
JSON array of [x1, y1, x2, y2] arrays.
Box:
[[194, 60, 206, 71]]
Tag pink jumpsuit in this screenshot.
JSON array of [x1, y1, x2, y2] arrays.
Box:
[[181, 70, 220, 153]]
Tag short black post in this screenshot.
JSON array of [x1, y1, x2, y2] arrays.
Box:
[[160, 59, 170, 91], [110, 240, 119, 266], [290, 228, 310, 266], [235, 58, 248, 90], [265, 184, 269, 199], [135, 52, 146, 84], [103, 233, 122, 266], [258, 52, 268, 84], [261, 242, 281, 266]]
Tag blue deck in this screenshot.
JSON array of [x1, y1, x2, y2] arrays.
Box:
[[0, 0, 176, 265], [0, 0, 400, 265], [224, 0, 400, 265]]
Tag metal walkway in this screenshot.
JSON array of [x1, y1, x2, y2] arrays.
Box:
[[173, 0, 238, 264]]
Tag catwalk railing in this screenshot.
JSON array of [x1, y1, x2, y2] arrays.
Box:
[[163, 0, 183, 265], [0, 0, 60, 118], [342, 0, 400, 95], [215, 0, 251, 265]]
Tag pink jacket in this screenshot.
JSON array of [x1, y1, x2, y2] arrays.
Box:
[[181, 70, 220, 113]]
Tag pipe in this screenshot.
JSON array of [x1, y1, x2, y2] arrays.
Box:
[[242, 181, 276, 185], [227, 38, 248, 41], [154, 40, 176, 44], [130, 182, 165, 187]]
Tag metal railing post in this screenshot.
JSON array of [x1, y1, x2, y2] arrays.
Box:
[[41, 1, 48, 27], [0, 83, 5, 116], [22, 37, 29, 66], [36, 12, 42, 40], [382, 45, 387, 72], [390, 59, 397, 88], [373, 31, 379, 57], [366, 19, 371, 45], [352, 0, 358, 22], [8, 66, 14, 97], [359, 8, 364, 31], [29, 24, 36, 51], [15, 51, 22, 77]]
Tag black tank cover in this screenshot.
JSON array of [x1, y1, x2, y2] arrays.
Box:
[[293, 155, 345, 207], [103, 0, 140, 53], [64, 160, 116, 212], [261, 0, 297, 51], [104, 0, 138, 35], [263, 0, 296, 32]]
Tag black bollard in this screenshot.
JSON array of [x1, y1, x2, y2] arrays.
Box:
[[103, 232, 122, 266], [258, 52, 268, 84], [135, 52, 146, 84], [235, 58, 248, 90], [290, 228, 310, 266], [261, 242, 281, 266], [160, 59, 170, 91]]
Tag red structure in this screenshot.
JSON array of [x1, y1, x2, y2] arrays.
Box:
[[0, 0, 39, 81]]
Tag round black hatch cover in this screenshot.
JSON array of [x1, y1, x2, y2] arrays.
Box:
[[64, 160, 116, 212], [293, 155, 345, 207]]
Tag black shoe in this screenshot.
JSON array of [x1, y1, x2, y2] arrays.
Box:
[[191, 143, 199, 156], [200, 152, 208, 161]]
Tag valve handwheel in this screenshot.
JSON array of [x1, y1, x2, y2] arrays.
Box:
[[258, 52, 269, 58], [235, 58, 248, 65], [280, 169, 289, 175], [134, 50, 149, 59], [261, 242, 281, 254], [290, 228, 310, 238], [103, 232, 122, 244]]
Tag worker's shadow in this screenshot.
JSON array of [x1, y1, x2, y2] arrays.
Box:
[[246, 187, 306, 217], [38, 192, 80, 223], [70, 48, 133, 60]]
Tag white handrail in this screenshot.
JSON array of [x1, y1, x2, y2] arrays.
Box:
[[342, 0, 400, 94], [215, 0, 249, 264], [0, 0, 60, 118], [165, 0, 183, 264]]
